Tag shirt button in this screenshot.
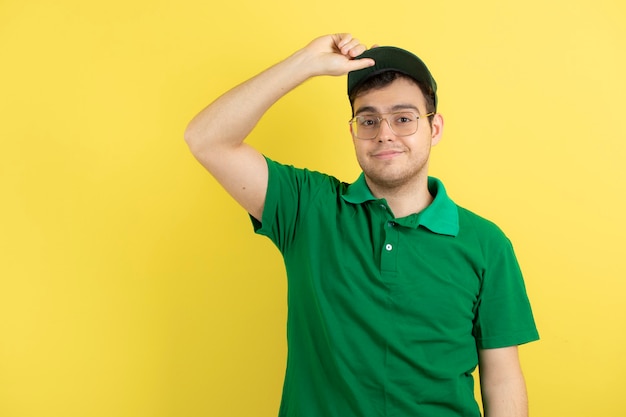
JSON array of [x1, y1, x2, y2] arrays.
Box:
[[385, 243, 393, 251], [388, 221, 396, 227]]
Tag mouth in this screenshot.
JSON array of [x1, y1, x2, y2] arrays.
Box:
[[371, 149, 404, 160]]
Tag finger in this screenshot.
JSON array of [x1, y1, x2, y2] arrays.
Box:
[[346, 42, 367, 58], [341, 38, 368, 57], [347, 57, 375, 71], [335, 33, 353, 49]]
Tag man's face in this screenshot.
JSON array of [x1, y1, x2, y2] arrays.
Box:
[[350, 77, 443, 192]]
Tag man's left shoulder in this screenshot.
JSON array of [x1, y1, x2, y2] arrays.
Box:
[[455, 205, 513, 246]]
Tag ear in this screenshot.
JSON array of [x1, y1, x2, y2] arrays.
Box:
[[349, 122, 359, 147], [430, 113, 444, 146]]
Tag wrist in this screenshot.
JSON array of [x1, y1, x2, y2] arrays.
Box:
[[285, 48, 322, 80]]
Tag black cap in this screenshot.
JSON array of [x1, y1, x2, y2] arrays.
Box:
[[347, 46, 437, 109]]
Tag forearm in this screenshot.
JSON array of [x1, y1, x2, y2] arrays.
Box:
[[184, 50, 313, 156], [184, 34, 372, 158]]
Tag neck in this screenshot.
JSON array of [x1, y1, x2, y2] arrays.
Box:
[[366, 175, 433, 218]]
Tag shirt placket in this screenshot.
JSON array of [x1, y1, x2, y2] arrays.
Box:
[[378, 203, 399, 276]]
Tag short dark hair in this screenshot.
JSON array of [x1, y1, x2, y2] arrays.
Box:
[[349, 71, 436, 122]]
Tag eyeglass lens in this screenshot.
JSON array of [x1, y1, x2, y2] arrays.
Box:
[[352, 112, 418, 140]]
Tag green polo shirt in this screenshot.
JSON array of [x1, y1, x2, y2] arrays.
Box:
[[252, 158, 538, 417]]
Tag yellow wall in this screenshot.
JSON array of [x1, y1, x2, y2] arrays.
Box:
[[1, 0, 625, 416]]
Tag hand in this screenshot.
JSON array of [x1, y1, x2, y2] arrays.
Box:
[[297, 33, 376, 77]]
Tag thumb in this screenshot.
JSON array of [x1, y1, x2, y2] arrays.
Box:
[[346, 57, 375, 72]]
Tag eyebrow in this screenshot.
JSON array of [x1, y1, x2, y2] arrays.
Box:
[[354, 104, 421, 116]]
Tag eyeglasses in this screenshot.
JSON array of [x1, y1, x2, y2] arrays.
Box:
[[349, 111, 435, 140]]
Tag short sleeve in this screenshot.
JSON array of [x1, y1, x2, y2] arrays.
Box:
[[251, 157, 336, 254], [473, 236, 540, 349]]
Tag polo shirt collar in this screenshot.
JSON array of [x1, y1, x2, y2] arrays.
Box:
[[342, 174, 459, 236]]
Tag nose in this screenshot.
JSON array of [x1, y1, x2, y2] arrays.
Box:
[[376, 117, 395, 142]]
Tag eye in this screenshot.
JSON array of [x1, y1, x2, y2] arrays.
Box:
[[358, 116, 379, 128], [395, 113, 415, 124]]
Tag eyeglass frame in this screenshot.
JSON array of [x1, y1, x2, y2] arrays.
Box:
[[348, 111, 435, 140]]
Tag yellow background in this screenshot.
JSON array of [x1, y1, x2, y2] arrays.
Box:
[[1, 0, 625, 416]]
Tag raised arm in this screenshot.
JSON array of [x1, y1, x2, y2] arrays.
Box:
[[184, 34, 375, 221]]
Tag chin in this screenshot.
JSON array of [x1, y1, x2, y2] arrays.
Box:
[[366, 172, 413, 189], [363, 162, 428, 190]]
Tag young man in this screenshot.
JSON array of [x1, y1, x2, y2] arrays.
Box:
[[185, 34, 539, 417]]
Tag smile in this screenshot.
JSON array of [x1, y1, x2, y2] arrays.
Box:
[[372, 149, 404, 160]]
